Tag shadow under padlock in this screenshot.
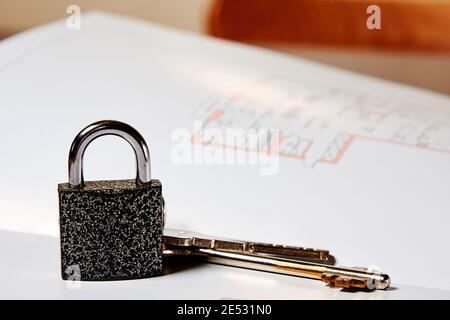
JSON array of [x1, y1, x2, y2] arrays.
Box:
[[58, 120, 164, 281]]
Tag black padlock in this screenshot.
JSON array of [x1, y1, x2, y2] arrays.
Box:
[[58, 120, 163, 281]]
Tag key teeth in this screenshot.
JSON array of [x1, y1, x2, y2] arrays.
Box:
[[321, 273, 368, 289], [321, 272, 337, 286]]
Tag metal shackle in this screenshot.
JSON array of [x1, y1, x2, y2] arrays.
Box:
[[68, 120, 151, 188]]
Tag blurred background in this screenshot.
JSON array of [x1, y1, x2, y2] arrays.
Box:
[[1, 0, 449, 94]]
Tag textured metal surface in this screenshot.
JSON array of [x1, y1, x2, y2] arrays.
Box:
[[58, 179, 163, 281]]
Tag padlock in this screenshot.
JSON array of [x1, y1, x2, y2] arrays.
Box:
[[58, 120, 163, 281]]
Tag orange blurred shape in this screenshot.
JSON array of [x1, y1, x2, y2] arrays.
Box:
[[208, 0, 450, 52]]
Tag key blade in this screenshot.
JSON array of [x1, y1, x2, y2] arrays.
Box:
[[163, 229, 248, 250], [321, 273, 367, 289], [321, 271, 391, 290], [163, 229, 197, 247], [248, 243, 329, 261], [163, 229, 329, 261], [163, 248, 199, 257]]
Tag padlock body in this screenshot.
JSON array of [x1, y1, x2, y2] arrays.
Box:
[[58, 179, 163, 281]]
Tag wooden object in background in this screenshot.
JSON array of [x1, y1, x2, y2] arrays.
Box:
[[208, 0, 450, 52]]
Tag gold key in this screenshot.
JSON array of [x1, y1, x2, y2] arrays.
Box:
[[197, 249, 390, 290], [163, 229, 391, 290]]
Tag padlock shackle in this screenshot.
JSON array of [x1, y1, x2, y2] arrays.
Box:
[[68, 120, 151, 188]]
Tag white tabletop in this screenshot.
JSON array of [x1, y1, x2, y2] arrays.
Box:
[[1, 230, 449, 299]]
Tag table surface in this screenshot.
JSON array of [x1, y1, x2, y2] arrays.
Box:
[[1, 230, 449, 300]]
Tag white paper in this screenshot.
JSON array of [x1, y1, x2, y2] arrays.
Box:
[[0, 12, 449, 295]]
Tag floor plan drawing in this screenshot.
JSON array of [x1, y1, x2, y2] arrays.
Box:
[[192, 75, 450, 168]]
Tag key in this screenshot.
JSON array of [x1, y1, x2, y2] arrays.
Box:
[[164, 247, 390, 290], [205, 249, 390, 290], [163, 230, 391, 290], [163, 229, 330, 261]]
